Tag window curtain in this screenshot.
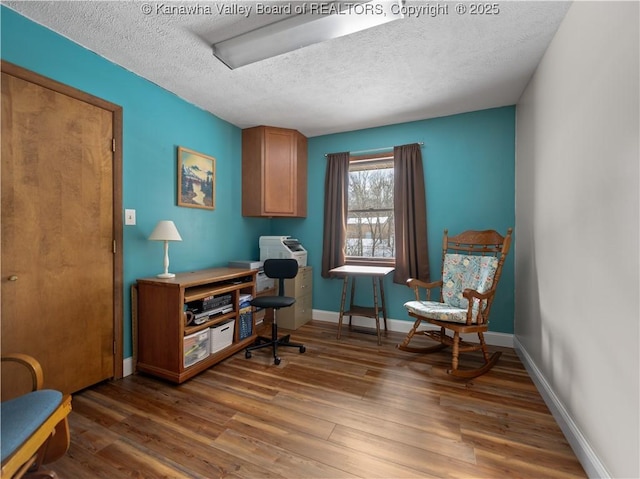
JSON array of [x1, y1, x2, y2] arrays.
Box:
[[321, 152, 350, 278], [393, 143, 429, 284]]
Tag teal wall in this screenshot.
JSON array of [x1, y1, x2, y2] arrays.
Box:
[[274, 108, 516, 333], [1, 7, 270, 359], [2, 7, 516, 365]]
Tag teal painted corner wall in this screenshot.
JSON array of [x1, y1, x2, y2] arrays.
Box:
[[1, 6, 270, 359], [2, 7, 516, 366], [274, 107, 516, 333]]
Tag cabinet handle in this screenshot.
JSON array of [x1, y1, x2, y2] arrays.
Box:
[[8, 275, 18, 281]]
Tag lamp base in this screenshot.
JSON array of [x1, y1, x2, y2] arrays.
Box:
[[156, 272, 175, 279]]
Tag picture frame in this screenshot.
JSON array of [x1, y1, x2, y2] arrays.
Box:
[[177, 146, 215, 210]]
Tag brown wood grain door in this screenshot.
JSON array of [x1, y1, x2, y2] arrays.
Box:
[[1, 67, 120, 395]]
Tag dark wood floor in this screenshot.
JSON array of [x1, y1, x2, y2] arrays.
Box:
[[53, 320, 586, 478]]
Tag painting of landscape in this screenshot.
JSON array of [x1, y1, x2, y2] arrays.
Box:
[[178, 147, 215, 209]]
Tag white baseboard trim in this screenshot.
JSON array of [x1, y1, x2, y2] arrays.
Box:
[[514, 337, 610, 479], [312, 309, 514, 348], [121, 312, 513, 376], [123, 356, 133, 377]]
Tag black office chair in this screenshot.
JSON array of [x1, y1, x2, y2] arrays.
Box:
[[245, 259, 306, 365]]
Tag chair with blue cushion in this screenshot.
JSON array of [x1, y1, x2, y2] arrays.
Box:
[[245, 259, 306, 365], [397, 229, 512, 378], [1, 354, 72, 479]]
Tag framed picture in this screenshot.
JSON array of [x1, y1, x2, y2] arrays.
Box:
[[177, 146, 215, 210]]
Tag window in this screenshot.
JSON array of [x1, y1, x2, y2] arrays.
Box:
[[322, 143, 427, 282], [345, 153, 395, 264]]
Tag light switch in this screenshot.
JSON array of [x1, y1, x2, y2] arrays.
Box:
[[125, 209, 136, 225]]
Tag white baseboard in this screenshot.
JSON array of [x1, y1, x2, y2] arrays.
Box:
[[514, 337, 610, 479], [312, 309, 514, 348], [123, 356, 133, 377], [121, 311, 513, 376]]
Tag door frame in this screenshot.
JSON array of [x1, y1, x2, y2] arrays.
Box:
[[2, 60, 124, 380]]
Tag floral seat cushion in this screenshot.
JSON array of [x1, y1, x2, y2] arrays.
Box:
[[404, 253, 499, 324], [404, 300, 471, 323]]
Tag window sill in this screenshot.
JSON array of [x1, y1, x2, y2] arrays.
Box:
[[345, 258, 395, 268]]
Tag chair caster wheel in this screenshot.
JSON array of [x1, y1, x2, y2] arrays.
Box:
[[274, 357, 281, 365], [299, 346, 306, 353], [245, 351, 251, 359]]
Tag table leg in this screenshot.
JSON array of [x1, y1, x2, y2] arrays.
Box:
[[336, 276, 348, 339], [378, 276, 389, 332], [348, 276, 356, 329], [372, 277, 381, 345]]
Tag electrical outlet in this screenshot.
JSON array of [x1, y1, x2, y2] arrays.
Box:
[[125, 209, 136, 225]]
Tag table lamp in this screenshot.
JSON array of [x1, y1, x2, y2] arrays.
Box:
[[148, 220, 182, 278]]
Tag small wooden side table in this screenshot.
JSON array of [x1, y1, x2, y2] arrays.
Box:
[[329, 265, 395, 345]]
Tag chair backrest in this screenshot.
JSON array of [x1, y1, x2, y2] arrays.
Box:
[[1, 354, 71, 477], [1, 354, 43, 401], [439, 229, 512, 317], [263, 259, 299, 296]]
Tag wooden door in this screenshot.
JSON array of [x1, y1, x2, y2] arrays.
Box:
[[1, 65, 122, 395]]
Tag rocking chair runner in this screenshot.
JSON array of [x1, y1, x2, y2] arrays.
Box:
[[397, 228, 512, 378]]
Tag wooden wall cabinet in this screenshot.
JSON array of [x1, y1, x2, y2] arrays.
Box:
[[242, 125, 307, 217], [278, 266, 313, 330], [136, 268, 257, 384]]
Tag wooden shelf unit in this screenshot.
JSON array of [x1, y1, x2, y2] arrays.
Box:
[[136, 267, 257, 383]]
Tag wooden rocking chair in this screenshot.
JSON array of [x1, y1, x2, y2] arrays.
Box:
[[1, 354, 72, 479], [397, 228, 512, 378]]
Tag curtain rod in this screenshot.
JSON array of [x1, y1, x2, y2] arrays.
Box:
[[324, 142, 424, 158]]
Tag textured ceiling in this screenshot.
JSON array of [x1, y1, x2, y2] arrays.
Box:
[[4, 1, 571, 137]]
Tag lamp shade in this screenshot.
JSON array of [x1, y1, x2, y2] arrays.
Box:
[[148, 220, 182, 242]]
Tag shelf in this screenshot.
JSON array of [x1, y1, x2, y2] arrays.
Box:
[[344, 305, 379, 318], [184, 311, 236, 336], [208, 335, 255, 362], [136, 334, 258, 384], [179, 335, 258, 383], [184, 282, 250, 303]]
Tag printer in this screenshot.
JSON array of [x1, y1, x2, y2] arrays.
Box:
[[259, 236, 307, 267]]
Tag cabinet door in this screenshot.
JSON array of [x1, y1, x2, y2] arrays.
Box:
[[242, 126, 307, 218], [263, 128, 297, 216]]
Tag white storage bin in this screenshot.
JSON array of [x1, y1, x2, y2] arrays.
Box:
[[183, 330, 210, 368], [210, 320, 235, 354]]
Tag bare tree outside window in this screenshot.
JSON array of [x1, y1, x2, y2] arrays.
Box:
[[346, 156, 395, 260]]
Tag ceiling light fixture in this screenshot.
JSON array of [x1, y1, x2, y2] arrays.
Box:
[[212, 1, 405, 69]]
